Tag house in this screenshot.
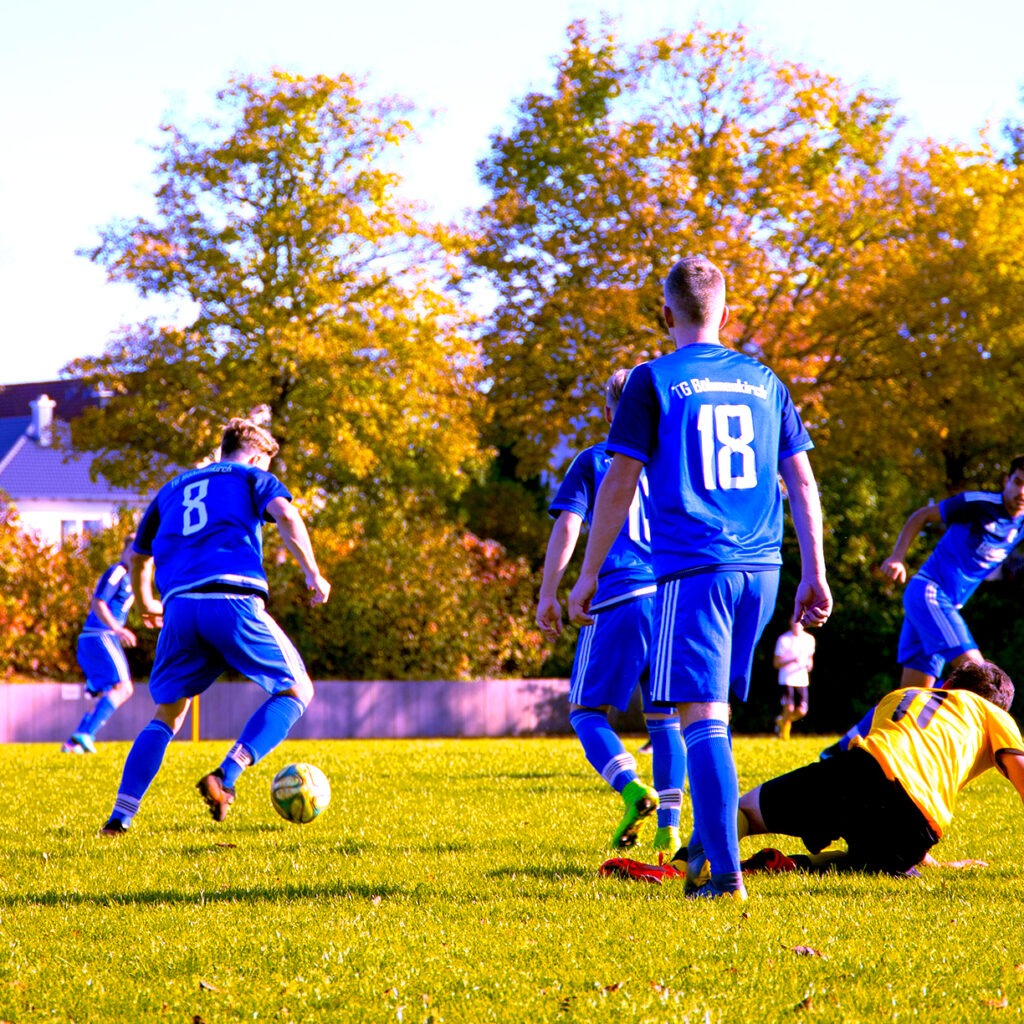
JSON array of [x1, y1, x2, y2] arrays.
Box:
[[0, 380, 152, 545]]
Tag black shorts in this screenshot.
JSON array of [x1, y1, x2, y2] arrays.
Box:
[[779, 685, 808, 711], [757, 747, 939, 874]]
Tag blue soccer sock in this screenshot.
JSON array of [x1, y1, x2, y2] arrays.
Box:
[[569, 709, 637, 793], [647, 717, 685, 829], [684, 719, 742, 890], [108, 719, 174, 823], [220, 694, 306, 788], [78, 695, 119, 739]]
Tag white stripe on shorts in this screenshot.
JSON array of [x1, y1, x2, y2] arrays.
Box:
[[568, 623, 595, 705], [652, 578, 679, 704], [99, 632, 131, 683], [923, 579, 962, 647], [256, 602, 310, 687]]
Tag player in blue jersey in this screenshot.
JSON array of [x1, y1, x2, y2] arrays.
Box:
[[62, 535, 138, 754], [537, 370, 686, 853], [822, 456, 1024, 758], [100, 417, 330, 835], [569, 255, 831, 900]]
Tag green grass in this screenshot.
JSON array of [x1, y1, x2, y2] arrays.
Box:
[[4, 735, 1024, 1023]]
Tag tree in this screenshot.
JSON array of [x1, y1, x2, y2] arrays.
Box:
[[71, 70, 485, 513], [473, 20, 904, 478]]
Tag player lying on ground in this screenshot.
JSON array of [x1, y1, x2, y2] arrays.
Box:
[[603, 660, 1024, 884]]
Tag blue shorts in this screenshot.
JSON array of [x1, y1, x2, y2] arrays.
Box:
[[650, 569, 779, 705], [897, 575, 976, 679], [148, 594, 310, 705], [569, 595, 654, 713], [76, 632, 132, 694]]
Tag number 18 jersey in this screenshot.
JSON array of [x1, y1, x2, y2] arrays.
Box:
[[607, 344, 812, 581], [134, 462, 291, 603]]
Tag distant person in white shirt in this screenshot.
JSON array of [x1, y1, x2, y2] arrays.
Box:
[[774, 618, 815, 740]]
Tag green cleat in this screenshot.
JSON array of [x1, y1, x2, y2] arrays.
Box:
[[612, 780, 659, 849], [652, 826, 682, 857]]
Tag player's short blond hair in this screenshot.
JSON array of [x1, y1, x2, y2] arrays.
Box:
[[220, 417, 280, 459], [604, 368, 631, 411], [664, 255, 726, 326]]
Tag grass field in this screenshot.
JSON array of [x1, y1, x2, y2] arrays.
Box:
[[4, 734, 1024, 1023]]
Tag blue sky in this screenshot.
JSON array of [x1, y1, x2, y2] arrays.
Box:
[[2, 0, 1021, 385]]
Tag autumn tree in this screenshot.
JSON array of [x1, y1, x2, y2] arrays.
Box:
[[473, 20, 904, 479], [71, 70, 485, 514]]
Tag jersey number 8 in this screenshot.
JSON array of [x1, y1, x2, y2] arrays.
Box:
[[182, 479, 210, 536]]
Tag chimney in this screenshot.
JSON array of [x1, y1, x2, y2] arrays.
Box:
[[28, 394, 56, 447]]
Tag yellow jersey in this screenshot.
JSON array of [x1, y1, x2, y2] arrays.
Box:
[[851, 687, 1024, 835]]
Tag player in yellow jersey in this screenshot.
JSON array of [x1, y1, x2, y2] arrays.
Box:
[[737, 660, 1024, 875]]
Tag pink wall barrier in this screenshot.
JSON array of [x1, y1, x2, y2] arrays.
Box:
[[0, 679, 575, 743]]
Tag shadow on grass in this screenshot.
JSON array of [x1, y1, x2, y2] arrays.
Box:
[[0, 879, 408, 909], [485, 864, 591, 881]]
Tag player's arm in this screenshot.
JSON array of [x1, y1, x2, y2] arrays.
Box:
[[90, 596, 137, 647], [997, 751, 1024, 808], [130, 552, 163, 629], [880, 504, 941, 584], [266, 496, 331, 605], [568, 454, 642, 625], [537, 511, 584, 638], [779, 452, 832, 627]]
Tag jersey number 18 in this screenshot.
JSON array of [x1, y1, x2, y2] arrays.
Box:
[[697, 404, 756, 491]]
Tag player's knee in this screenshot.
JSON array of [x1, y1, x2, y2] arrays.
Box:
[[289, 675, 314, 708]]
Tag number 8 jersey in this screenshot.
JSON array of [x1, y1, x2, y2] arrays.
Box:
[[607, 345, 812, 581], [134, 462, 292, 603]]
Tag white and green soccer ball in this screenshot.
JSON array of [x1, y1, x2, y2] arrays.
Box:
[[270, 762, 331, 824]]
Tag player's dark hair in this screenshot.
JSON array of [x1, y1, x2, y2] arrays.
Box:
[[943, 660, 1014, 712], [664, 255, 726, 326], [1006, 454, 1024, 477], [221, 417, 280, 459]]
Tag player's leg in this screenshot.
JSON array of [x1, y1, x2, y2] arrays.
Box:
[[199, 597, 315, 815], [67, 634, 131, 753], [646, 712, 685, 855], [567, 601, 659, 847], [100, 599, 219, 834], [100, 696, 193, 834], [654, 571, 777, 899], [774, 687, 796, 741]]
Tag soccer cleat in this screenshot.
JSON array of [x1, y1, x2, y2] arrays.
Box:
[[598, 856, 684, 885], [98, 817, 130, 836], [685, 879, 748, 902], [774, 716, 791, 741], [681, 835, 711, 894], [196, 769, 236, 822], [72, 732, 97, 754], [740, 847, 798, 874], [612, 780, 659, 849], [61, 738, 86, 754], [635, 741, 653, 756], [652, 826, 682, 856]]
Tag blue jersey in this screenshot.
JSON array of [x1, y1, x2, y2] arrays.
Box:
[[82, 563, 134, 632], [549, 442, 656, 611], [918, 491, 1024, 607], [607, 344, 812, 580], [135, 462, 291, 603]]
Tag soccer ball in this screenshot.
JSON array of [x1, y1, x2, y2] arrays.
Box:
[[270, 763, 331, 824]]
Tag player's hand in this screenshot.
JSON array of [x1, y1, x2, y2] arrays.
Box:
[[794, 577, 832, 628], [568, 572, 598, 626], [536, 594, 563, 638], [117, 627, 138, 648], [879, 557, 907, 585], [141, 602, 163, 630], [307, 573, 331, 606]]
